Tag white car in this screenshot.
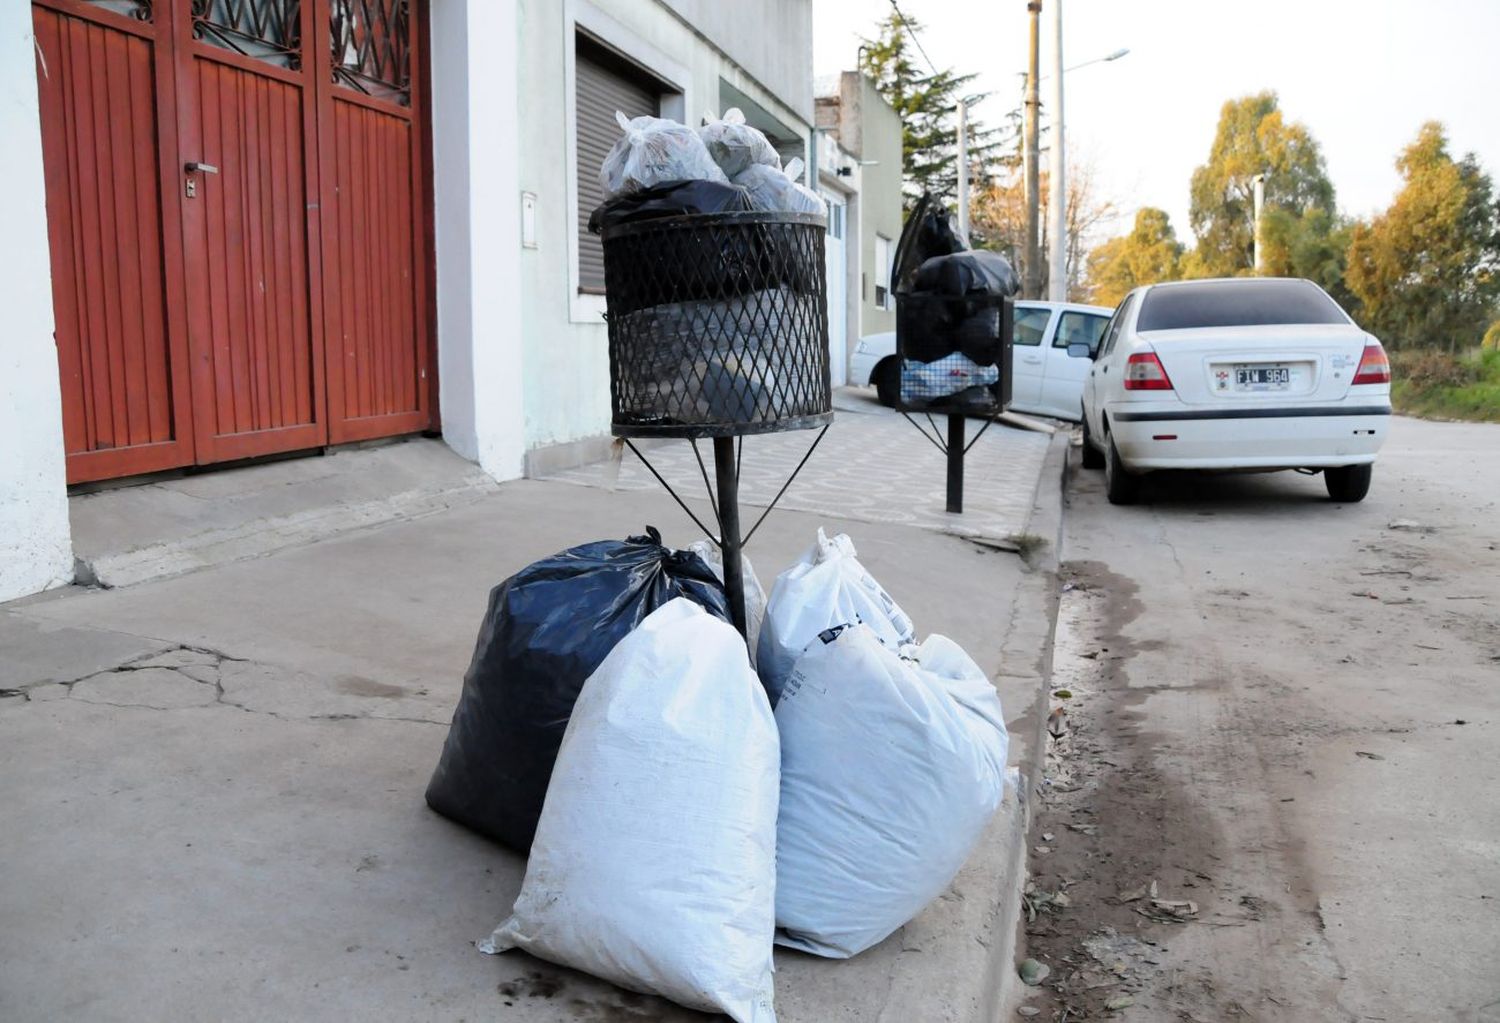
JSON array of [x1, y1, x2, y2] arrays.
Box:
[[849, 300, 1114, 420], [1078, 277, 1392, 505]]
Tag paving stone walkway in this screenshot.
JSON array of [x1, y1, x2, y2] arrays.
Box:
[[541, 388, 1053, 542]]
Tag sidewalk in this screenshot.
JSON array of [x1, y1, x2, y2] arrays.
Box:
[[0, 396, 1062, 1022]]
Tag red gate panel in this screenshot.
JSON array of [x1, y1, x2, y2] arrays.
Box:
[[319, 0, 431, 443], [33, 0, 196, 483], [174, 1, 328, 462]]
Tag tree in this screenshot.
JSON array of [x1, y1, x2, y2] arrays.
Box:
[[858, 13, 1007, 205], [1188, 92, 1336, 278], [1345, 122, 1500, 351], [969, 156, 1117, 299], [1083, 207, 1183, 307]]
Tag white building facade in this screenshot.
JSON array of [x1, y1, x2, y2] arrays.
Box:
[[0, 0, 834, 602]]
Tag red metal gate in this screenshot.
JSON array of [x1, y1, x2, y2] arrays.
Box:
[[32, 0, 433, 484]]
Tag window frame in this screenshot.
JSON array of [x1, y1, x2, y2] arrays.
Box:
[[1052, 310, 1111, 355], [564, 1, 689, 324], [1100, 292, 1138, 360], [873, 233, 893, 310], [1013, 305, 1055, 347]]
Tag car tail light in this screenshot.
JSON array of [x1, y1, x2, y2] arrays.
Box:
[[1352, 343, 1390, 385], [1124, 351, 1174, 390]]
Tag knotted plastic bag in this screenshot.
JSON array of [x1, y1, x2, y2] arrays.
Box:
[[424, 528, 729, 852], [757, 529, 913, 703], [773, 625, 1009, 958], [699, 107, 781, 178], [733, 157, 827, 217], [481, 599, 779, 1023], [599, 112, 727, 199]]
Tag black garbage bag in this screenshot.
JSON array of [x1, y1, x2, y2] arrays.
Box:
[[425, 527, 731, 852], [912, 250, 1021, 298], [588, 179, 753, 233]]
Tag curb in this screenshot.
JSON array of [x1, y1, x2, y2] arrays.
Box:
[[984, 428, 1070, 1020]]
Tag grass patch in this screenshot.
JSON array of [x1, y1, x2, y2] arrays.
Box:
[[1390, 348, 1500, 423], [1006, 532, 1050, 562]]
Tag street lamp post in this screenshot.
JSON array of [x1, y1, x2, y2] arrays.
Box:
[[1046, 36, 1130, 302], [1023, 1, 1042, 299]]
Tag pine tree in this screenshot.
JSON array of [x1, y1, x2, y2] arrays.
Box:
[[858, 13, 1008, 206]]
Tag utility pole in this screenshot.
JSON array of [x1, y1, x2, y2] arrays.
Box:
[[1023, 0, 1043, 299], [957, 98, 970, 240], [1047, 0, 1067, 301]]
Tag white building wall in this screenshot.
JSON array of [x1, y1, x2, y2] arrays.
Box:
[[430, 0, 528, 482], [517, 0, 812, 469], [1, 4, 74, 602]]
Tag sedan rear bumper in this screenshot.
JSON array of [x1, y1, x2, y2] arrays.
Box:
[[1108, 403, 1391, 470]]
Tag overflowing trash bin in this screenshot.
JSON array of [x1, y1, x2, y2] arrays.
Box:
[[425, 111, 1014, 1023]]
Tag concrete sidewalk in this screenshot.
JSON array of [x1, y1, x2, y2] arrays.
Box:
[[0, 401, 1063, 1022]]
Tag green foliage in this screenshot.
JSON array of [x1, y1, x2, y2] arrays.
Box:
[[1084, 208, 1183, 307], [858, 13, 1007, 205], [1389, 348, 1500, 422], [1188, 92, 1337, 279], [1345, 122, 1500, 351]]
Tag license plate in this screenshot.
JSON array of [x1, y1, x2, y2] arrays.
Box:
[[1233, 364, 1291, 391]]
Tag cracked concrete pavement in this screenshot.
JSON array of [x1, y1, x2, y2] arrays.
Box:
[[0, 415, 1065, 1022]]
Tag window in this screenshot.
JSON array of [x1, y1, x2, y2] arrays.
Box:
[[1100, 293, 1137, 358], [1013, 307, 1052, 346], [874, 234, 892, 309], [575, 34, 662, 294], [1053, 312, 1110, 355], [1136, 279, 1348, 332], [827, 202, 844, 239]]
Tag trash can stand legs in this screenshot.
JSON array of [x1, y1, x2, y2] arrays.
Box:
[[898, 411, 996, 517], [622, 426, 831, 643]]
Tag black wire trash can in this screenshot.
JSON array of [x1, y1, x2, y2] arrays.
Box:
[[596, 210, 834, 639]]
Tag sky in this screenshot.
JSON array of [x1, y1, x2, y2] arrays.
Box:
[[812, 0, 1500, 247]]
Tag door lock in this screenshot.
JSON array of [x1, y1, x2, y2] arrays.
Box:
[[184, 161, 218, 198]]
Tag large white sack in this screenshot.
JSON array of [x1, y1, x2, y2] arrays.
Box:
[[773, 624, 1009, 958], [599, 112, 728, 199], [480, 598, 779, 1023], [757, 528, 914, 703]]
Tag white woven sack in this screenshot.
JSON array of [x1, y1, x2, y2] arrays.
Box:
[[480, 598, 779, 1023], [773, 625, 1009, 958], [757, 528, 914, 703]]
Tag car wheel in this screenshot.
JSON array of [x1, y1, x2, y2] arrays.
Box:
[[1080, 407, 1105, 469], [1325, 464, 1372, 503], [1104, 431, 1140, 505], [874, 358, 900, 408]]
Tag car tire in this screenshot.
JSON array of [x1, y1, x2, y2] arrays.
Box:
[[874, 358, 900, 408], [1325, 464, 1372, 503], [1080, 408, 1105, 469], [1104, 430, 1140, 505]]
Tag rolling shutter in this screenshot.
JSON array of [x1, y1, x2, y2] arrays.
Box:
[[576, 38, 659, 294]]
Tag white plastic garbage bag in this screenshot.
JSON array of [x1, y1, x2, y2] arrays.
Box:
[[688, 539, 767, 666], [599, 112, 728, 199], [773, 625, 1009, 958], [480, 598, 780, 1023], [757, 529, 914, 703], [733, 158, 827, 216], [699, 107, 781, 177], [901, 352, 999, 404]]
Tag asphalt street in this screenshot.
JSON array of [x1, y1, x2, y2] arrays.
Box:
[[1021, 416, 1500, 1021]]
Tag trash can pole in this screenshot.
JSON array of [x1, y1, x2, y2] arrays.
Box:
[[946, 414, 965, 514], [713, 436, 749, 640]]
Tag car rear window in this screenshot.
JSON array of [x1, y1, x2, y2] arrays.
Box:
[[1136, 280, 1348, 331]]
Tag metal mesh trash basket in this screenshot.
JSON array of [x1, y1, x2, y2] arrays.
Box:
[[895, 292, 1014, 412], [599, 212, 833, 438]]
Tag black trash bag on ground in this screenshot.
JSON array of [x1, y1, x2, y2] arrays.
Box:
[[425, 528, 732, 853], [589, 179, 753, 234], [912, 250, 1021, 298]]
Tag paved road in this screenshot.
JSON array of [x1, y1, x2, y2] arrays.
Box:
[[1021, 416, 1500, 1021]]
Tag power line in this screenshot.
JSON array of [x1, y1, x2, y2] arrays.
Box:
[[888, 0, 938, 77]]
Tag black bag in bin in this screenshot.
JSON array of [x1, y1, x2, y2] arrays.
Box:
[[425, 527, 732, 853]]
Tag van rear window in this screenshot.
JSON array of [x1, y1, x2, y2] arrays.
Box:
[[1137, 280, 1348, 331]]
